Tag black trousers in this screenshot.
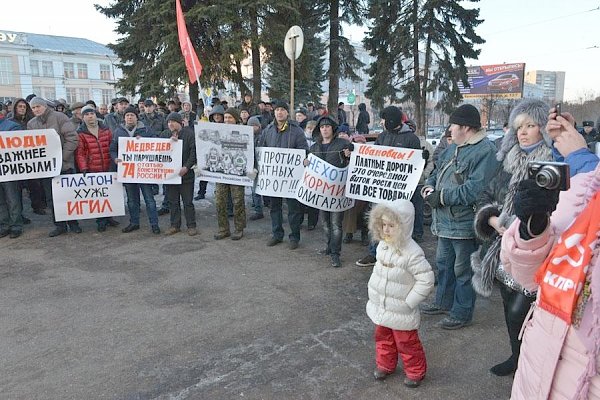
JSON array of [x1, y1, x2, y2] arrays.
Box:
[[166, 182, 196, 229], [500, 284, 535, 363]]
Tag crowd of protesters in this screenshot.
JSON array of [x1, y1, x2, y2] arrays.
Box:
[[2, 91, 600, 397]]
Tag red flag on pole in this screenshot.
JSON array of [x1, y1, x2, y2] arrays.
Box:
[[175, 0, 203, 84]]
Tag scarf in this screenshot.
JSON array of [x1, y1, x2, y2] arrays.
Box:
[[534, 191, 600, 324], [277, 120, 288, 133]]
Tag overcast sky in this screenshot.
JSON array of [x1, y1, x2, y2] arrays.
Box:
[[2, 0, 599, 102]]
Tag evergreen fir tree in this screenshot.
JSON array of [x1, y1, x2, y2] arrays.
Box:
[[363, 0, 485, 134]]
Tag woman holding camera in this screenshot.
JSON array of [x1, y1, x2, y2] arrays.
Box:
[[501, 110, 600, 399], [471, 99, 554, 376]]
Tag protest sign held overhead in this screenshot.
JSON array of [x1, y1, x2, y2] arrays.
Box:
[[195, 122, 254, 187], [255, 147, 305, 198], [346, 143, 424, 204], [52, 172, 126, 222], [117, 137, 183, 184], [0, 129, 62, 182], [296, 153, 354, 212]]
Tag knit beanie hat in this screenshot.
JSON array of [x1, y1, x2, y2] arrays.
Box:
[[81, 105, 96, 116], [247, 116, 261, 127], [166, 112, 183, 125], [274, 100, 290, 112], [124, 105, 138, 117], [449, 104, 481, 129], [380, 106, 403, 131], [224, 107, 241, 124], [497, 98, 551, 161], [29, 97, 47, 107]]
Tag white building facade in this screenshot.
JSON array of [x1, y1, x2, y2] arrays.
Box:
[[0, 30, 122, 105]]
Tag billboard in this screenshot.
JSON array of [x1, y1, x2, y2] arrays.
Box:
[[458, 63, 525, 99]]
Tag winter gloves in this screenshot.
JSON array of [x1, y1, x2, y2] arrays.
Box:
[[425, 190, 443, 208], [513, 179, 560, 239]]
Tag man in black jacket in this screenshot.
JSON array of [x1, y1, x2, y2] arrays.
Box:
[[307, 116, 353, 267], [356, 106, 422, 267], [260, 101, 308, 249], [160, 113, 197, 236]]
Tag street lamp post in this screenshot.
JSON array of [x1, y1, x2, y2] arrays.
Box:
[[105, 54, 116, 82]]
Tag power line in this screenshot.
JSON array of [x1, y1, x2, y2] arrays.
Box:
[[485, 6, 600, 36]]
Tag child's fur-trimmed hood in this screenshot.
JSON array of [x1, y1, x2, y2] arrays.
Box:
[[368, 199, 414, 249]]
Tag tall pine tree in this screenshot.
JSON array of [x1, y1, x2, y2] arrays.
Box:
[[364, 0, 485, 134], [264, 0, 328, 106]]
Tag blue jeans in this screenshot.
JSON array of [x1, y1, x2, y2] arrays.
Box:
[[125, 183, 158, 226], [321, 210, 344, 256], [411, 185, 424, 239], [435, 237, 477, 322], [0, 181, 23, 232], [270, 197, 304, 242]]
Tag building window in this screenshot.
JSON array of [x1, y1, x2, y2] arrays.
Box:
[[44, 87, 56, 100], [66, 87, 77, 104], [100, 64, 111, 80], [77, 63, 88, 79], [32, 86, 42, 96], [0, 56, 13, 85], [64, 62, 75, 79], [78, 88, 89, 101], [42, 61, 54, 77], [30, 60, 40, 76], [101, 89, 113, 105]]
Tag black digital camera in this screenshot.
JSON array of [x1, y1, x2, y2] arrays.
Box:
[[527, 161, 570, 191]]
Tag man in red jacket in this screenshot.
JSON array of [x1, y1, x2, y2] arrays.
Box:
[[75, 105, 119, 232]]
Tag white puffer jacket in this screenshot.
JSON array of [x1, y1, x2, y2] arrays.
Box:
[[366, 199, 435, 331]]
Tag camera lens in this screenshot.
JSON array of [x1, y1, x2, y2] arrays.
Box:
[[536, 166, 560, 190]]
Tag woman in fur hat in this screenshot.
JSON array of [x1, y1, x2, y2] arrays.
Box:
[[471, 98, 554, 376]]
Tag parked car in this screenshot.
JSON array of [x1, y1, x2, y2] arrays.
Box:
[[486, 128, 504, 142], [426, 125, 444, 147], [488, 74, 520, 92]]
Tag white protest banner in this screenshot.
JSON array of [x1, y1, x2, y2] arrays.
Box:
[[296, 154, 354, 212], [195, 122, 255, 187], [346, 143, 424, 204], [255, 147, 305, 198], [117, 137, 182, 184], [0, 129, 62, 182], [52, 172, 126, 221]]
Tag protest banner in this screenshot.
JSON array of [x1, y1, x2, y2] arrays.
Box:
[[0, 129, 62, 182], [52, 172, 126, 221], [295, 153, 354, 212], [195, 122, 255, 186], [346, 143, 424, 204], [255, 147, 305, 198], [117, 137, 182, 184]]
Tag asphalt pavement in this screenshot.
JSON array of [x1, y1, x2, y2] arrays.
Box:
[[0, 186, 513, 399]]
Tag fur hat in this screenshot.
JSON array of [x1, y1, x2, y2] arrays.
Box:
[[123, 105, 138, 117], [449, 104, 481, 129], [497, 98, 550, 161], [166, 112, 183, 125]]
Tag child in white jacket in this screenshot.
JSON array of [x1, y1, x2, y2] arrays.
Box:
[[366, 199, 435, 387]]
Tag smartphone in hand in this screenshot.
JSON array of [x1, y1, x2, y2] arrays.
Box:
[[555, 103, 562, 117]]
